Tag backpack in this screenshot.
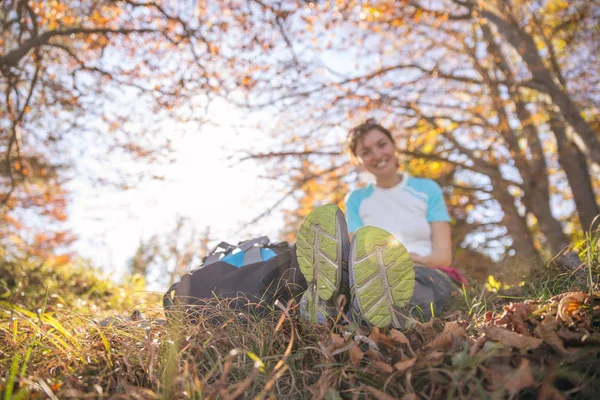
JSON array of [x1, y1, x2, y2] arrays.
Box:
[[163, 237, 307, 321]]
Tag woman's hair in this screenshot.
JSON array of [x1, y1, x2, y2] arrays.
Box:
[[346, 118, 395, 157]]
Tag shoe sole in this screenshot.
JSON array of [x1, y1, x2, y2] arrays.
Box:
[[350, 226, 415, 328], [296, 204, 349, 322]]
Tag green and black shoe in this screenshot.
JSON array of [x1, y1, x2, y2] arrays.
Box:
[[296, 204, 350, 323], [349, 226, 415, 329]]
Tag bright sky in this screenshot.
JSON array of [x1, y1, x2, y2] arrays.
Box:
[[66, 103, 287, 285]]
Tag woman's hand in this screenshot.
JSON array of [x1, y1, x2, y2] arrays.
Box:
[[409, 252, 426, 265], [410, 222, 452, 267]]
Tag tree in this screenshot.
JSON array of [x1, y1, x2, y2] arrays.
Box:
[[0, 0, 278, 258], [231, 0, 599, 275]]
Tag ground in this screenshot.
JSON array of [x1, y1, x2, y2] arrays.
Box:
[[1, 255, 599, 399]]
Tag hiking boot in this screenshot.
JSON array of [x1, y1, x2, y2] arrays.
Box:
[[296, 204, 350, 323], [349, 226, 415, 329]]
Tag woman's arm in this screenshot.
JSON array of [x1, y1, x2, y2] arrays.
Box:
[[410, 221, 452, 267]]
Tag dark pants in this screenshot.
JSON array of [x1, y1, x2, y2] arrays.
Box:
[[409, 266, 458, 320]]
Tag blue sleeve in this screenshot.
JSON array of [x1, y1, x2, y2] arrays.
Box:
[[426, 181, 451, 222], [345, 191, 364, 232]]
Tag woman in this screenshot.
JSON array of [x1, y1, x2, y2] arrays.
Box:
[[344, 119, 465, 324], [297, 119, 465, 328]]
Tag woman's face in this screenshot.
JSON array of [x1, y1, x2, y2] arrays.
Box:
[[354, 129, 398, 180]]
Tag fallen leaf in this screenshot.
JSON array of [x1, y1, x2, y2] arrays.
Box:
[[394, 358, 416, 373], [390, 328, 410, 345], [349, 343, 364, 366], [483, 326, 543, 351], [372, 360, 394, 374], [390, 329, 416, 357], [533, 317, 569, 355], [354, 334, 380, 352], [556, 328, 587, 346], [506, 358, 535, 397], [484, 362, 513, 391], [418, 350, 444, 366], [557, 292, 588, 324], [327, 333, 345, 352], [549, 291, 586, 303], [470, 334, 488, 356], [538, 381, 566, 400], [556, 329, 600, 346], [365, 348, 383, 361], [425, 326, 466, 351], [495, 301, 538, 334], [414, 319, 437, 342], [484, 310, 493, 324], [369, 326, 382, 342], [443, 321, 460, 332]]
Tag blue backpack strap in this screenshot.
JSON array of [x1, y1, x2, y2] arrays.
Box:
[[203, 241, 236, 266], [238, 236, 270, 266]]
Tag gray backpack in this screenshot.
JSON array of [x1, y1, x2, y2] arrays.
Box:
[[163, 238, 306, 321]]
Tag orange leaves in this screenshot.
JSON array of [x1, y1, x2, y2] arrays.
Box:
[[413, 9, 423, 23], [208, 43, 220, 56], [241, 75, 254, 87], [308, 290, 597, 398], [555, 292, 588, 324]]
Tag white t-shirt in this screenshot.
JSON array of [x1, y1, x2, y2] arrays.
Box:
[[344, 172, 450, 256]]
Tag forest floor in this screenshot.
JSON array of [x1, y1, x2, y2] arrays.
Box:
[[1, 247, 599, 399]]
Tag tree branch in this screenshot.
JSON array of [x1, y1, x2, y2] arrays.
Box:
[[1, 27, 157, 68]]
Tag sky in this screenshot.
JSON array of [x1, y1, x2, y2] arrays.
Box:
[[66, 103, 287, 286]]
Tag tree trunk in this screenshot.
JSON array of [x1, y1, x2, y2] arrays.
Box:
[[480, 22, 584, 270], [481, 9, 600, 168], [549, 111, 600, 233], [493, 183, 545, 271]]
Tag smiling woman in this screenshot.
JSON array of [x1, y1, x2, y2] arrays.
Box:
[[342, 118, 466, 323]]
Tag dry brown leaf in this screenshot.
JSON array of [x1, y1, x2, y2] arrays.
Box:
[[484, 310, 494, 324], [484, 362, 513, 391], [328, 333, 345, 352], [390, 328, 410, 345], [365, 348, 383, 361], [506, 359, 535, 397], [556, 329, 600, 346], [394, 358, 416, 373], [369, 326, 382, 343], [511, 314, 531, 335], [354, 334, 380, 352], [537, 382, 566, 400], [348, 343, 364, 366], [419, 350, 444, 367], [404, 330, 425, 350], [556, 328, 587, 346], [372, 360, 394, 374], [363, 385, 397, 400], [470, 334, 488, 356], [533, 317, 569, 355], [414, 319, 437, 342], [483, 326, 543, 351], [549, 291, 587, 303], [443, 321, 460, 332], [495, 301, 538, 334], [425, 326, 466, 351], [390, 329, 416, 357], [557, 292, 588, 324]]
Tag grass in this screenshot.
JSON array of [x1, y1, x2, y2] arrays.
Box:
[[1, 236, 600, 399]]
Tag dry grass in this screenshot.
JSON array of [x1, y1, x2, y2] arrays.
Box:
[[1, 244, 599, 399]]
